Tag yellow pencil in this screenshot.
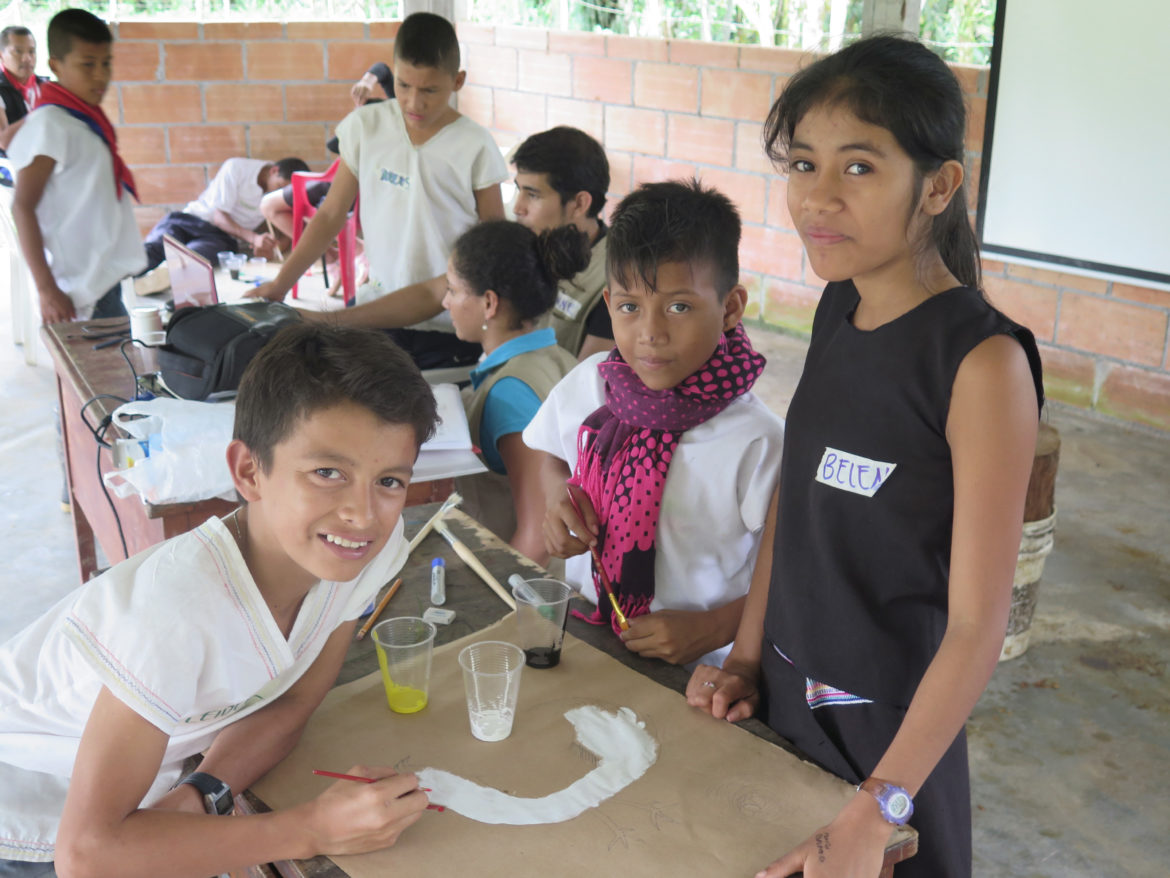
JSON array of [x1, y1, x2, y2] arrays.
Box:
[[355, 577, 403, 641]]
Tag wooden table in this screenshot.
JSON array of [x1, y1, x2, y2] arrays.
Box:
[[42, 319, 452, 584], [240, 504, 916, 878]]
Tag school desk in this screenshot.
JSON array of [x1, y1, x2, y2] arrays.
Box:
[[41, 319, 453, 584], [235, 505, 917, 878]]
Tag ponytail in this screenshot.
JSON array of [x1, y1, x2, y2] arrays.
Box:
[[451, 221, 590, 327]]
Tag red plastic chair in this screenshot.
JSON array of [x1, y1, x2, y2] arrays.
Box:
[[289, 159, 359, 307]]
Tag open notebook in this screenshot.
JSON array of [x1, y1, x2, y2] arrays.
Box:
[[413, 383, 486, 482]]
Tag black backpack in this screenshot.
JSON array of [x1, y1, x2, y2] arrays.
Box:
[[157, 302, 301, 400]]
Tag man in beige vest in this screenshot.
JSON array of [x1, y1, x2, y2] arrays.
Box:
[[316, 126, 613, 361]]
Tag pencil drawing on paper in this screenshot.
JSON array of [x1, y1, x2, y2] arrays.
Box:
[[705, 778, 786, 823], [416, 705, 658, 825]]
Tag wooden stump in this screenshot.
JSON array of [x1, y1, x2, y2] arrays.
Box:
[[1024, 422, 1061, 522], [1000, 422, 1061, 661]]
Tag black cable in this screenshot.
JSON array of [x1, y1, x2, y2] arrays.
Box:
[[119, 338, 144, 391], [78, 393, 131, 564], [96, 439, 128, 562], [79, 394, 129, 448]]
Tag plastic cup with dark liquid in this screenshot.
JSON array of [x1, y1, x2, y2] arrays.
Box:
[[511, 578, 573, 668]]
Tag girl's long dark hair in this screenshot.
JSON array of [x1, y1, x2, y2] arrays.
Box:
[[451, 221, 591, 327], [764, 34, 980, 290]]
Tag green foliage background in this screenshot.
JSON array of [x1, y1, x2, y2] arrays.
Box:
[[0, 0, 995, 64]]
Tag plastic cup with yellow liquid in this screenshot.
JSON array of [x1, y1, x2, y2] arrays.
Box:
[[371, 617, 436, 714]]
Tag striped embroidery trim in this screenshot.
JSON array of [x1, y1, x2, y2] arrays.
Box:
[[195, 526, 282, 679], [64, 614, 181, 726], [772, 642, 871, 710], [1, 834, 56, 857], [805, 679, 873, 710], [294, 583, 339, 660]]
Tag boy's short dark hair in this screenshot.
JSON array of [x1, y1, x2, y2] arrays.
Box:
[[607, 179, 742, 300], [512, 127, 610, 220], [233, 324, 438, 471], [1, 26, 34, 48], [47, 9, 112, 60], [274, 157, 310, 180], [393, 12, 460, 76]]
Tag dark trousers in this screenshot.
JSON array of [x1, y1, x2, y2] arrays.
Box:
[[384, 328, 482, 371], [760, 642, 972, 878], [0, 859, 57, 876], [90, 282, 127, 319], [143, 212, 238, 271]]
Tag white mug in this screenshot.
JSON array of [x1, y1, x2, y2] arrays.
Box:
[[130, 305, 164, 344]]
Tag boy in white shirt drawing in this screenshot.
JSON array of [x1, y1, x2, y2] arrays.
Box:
[[0, 324, 439, 877]]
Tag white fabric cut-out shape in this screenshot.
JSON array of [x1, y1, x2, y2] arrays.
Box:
[[417, 705, 657, 825]]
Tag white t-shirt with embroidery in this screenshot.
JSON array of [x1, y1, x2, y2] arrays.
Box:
[[183, 156, 270, 230], [6, 106, 145, 314], [335, 100, 508, 324], [522, 352, 786, 668], [0, 515, 405, 862]]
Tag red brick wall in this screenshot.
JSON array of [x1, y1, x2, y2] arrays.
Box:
[[106, 20, 400, 235], [108, 21, 1170, 431]]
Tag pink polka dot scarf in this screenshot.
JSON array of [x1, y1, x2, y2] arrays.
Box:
[[569, 323, 767, 635]]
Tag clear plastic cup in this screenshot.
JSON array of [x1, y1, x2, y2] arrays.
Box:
[[215, 250, 236, 269], [223, 252, 246, 279], [371, 617, 436, 714], [511, 578, 573, 669], [458, 641, 524, 741]]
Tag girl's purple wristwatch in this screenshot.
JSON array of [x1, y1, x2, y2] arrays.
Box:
[[858, 776, 914, 825]]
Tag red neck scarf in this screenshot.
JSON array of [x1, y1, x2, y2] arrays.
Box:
[[569, 323, 767, 635], [3, 67, 40, 108], [36, 82, 136, 200]]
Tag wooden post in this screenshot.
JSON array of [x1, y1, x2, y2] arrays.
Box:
[[999, 423, 1061, 661], [1024, 422, 1060, 522]]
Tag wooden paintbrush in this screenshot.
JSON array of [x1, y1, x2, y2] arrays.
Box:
[[565, 487, 629, 631]]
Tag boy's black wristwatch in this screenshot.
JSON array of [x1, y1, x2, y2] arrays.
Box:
[[178, 771, 234, 815]]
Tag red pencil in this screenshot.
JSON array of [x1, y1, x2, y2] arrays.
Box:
[[312, 769, 443, 811]]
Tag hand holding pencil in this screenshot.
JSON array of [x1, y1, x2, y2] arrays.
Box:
[[307, 765, 431, 855]]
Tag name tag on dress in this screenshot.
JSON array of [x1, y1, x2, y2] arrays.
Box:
[[814, 447, 896, 498], [554, 289, 582, 320]]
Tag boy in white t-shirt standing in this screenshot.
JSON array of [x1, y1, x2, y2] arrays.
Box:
[[251, 12, 508, 370], [525, 180, 786, 670], [8, 9, 144, 323], [0, 324, 439, 877]]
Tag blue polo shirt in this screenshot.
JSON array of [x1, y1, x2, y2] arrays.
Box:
[[470, 328, 560, 474]]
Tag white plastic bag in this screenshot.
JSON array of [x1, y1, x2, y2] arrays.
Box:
[[103, 398, 237, 505]]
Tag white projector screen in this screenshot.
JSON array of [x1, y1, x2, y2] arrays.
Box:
[[976, 0, 1170, 286]]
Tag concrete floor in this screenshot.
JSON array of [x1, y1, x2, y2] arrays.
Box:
[[1, 296, 1167, 875]]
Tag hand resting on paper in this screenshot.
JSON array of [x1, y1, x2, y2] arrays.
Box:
[[686, 659, 761, 723], [621, 602, 744, 666], [543, 482, 599, 559], [752, 792, 893, 878], [299, 765, 428, 857]]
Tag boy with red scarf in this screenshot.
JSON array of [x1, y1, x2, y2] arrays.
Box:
[[9, 9, 144, 324], [0, 26, 47, 153], [525, 180, 785, 669]]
